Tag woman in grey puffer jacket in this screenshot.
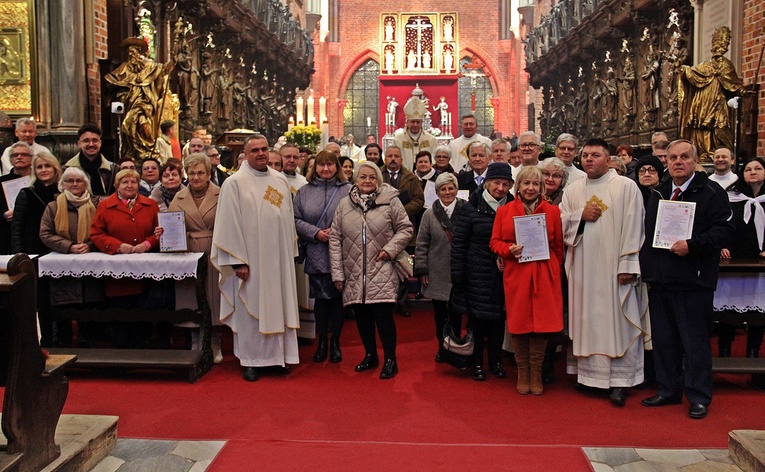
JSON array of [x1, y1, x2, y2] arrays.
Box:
[[330, 161, 413, 380], [294, 151, 350, 363]]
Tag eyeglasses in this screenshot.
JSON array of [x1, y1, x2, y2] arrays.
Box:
[[10, 152, 32, 158], [207, 153, 220, 158], [638, 167, 658, 175], [541, 171, 564, 179], [557, 146, 576, 152], [519, 143, 539, 149], [187, 171, 209, 178], [79, 138, 101, 145], [63, 178, 85, 184]]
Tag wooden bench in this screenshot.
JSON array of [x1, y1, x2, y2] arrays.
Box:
[[0, 254, 76, 472], [42, 253, 213, 383]]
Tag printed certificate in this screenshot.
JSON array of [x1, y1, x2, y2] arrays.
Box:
[[513, 214, 550, 262], [423, 180, 438, 208], [2, 176, 29, 210], [652, 200, 696, 249], [157, 211, 188, 252]]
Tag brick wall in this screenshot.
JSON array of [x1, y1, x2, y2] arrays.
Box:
[[88, 0, 108, 124], [742, 0, 765, 158], [313, 0, 525, 138]]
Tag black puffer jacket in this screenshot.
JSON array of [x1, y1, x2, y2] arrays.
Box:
[[11, 180, 58, 254], [450, 189, 510, 320], [641, 171, 734, 290]]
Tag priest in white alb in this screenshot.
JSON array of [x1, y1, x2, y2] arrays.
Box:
[[212, 133, 300, 382], [393, 88, 437, 171], [559, 138, 649, 407]]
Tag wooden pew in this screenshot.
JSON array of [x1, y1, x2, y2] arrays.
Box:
[[0, 254, 76, 472]]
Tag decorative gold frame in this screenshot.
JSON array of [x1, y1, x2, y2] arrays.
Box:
[[0, 0, 35, 116], [379, 12, 458, 76]]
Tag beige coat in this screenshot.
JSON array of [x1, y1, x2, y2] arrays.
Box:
[[329, 184, 413, 307], [168, 183, 221, 324]]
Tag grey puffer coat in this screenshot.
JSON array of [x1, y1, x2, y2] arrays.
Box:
[[294, 177, 350, 275], [330, 184, 414, 307]]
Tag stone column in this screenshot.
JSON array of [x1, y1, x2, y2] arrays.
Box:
[[47, 0, 87, 129]]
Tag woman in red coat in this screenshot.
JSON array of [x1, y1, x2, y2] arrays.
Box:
[[490, 166, 563, 396], [90, 169, 160, 296]]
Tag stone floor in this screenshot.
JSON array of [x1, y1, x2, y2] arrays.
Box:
[[89, 439, 225, 472], [585, 447, 743, 471]]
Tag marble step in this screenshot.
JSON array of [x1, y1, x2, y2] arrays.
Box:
[[730, 430, 765, 472]]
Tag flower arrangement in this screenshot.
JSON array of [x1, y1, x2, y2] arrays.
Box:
[[285, 125, 322, 153], [429, 127, 442, 137]]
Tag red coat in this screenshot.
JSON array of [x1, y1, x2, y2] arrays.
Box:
[[490, 198, 564, 334], [90, 193, 160, 254]]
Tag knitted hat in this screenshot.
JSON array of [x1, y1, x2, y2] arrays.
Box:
[[635, 155, 664, 180], [485, 162, 514, 182]]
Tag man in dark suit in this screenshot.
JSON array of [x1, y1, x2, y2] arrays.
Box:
[[640, 139, 734, 419], [457, 142, 491, 193], [205, 146, 227, 187]]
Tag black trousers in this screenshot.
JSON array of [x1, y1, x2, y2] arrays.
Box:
[[352, 302, 397, 359], [470, 317, 504, 367], [314, 297, 344, 338], [649, 286, 714, 406]]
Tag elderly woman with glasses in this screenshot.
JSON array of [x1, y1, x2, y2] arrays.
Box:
[[329, 161, 413, 379], [415, 172, 465, 362], [538, 157, 569, 206], [150, 159, 186, 211]]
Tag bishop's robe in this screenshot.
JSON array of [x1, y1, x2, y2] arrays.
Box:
[[211, 162, 300, 367], [559, 169, 649, 388], [393, 129, 437, 171]]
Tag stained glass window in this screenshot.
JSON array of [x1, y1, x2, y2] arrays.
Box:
[[343, 59, 380, 141], [457, 57, 494, 136]]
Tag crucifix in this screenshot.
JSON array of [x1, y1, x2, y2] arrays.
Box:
[[405, 17, 432, 69], [458, 55, 491, 112]]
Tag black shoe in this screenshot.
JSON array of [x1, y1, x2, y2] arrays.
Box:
[[329, 337, 342, 363], [379, 358, 398, 379], [641, 394, 682, 407], [434, 350, 444, 363], [689, 403, 708, 419], [472, 365, 486, 381], [609, 387, 626, 407], [489, 363, 506, 378], [355, 354, 379, 372], [313, 336, 328, 362], [396, 305, 411, 317], [242, 367, 259, 382]]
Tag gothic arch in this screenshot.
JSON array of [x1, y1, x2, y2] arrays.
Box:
[[338, 50, 380, 98], [458, 47, 500, 96]]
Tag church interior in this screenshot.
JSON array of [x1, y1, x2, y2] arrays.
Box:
[[1, 0, 765, 470]]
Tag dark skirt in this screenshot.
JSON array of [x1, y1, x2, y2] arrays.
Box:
[[309, 273, 340, 300]]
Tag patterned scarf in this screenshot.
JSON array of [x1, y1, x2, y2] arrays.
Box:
[[54, 191, 96, 244], [349, 184, 378, 212]]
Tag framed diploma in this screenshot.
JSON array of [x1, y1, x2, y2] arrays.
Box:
[[652, 200, 696, 249], [513, 214, 550, 262], [2, 176, 29, 210], [157, 211, 188, 252]]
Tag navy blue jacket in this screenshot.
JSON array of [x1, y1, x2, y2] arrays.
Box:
[[450, 189, 510, 320], [640, 171, 734, 290]]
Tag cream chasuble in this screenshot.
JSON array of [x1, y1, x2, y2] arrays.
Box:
[[559, 169, 650, 388], [448, 134, 492, 173], [393, 129, 437, 171], [211, 163, 300, 366]]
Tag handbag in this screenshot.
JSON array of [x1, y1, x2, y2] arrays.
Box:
[[296, 186, 340, 264], [392, 250, 414, 282], [441, 324, 474, 369]]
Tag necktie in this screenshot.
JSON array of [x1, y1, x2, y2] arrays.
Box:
[[671, 188, 681, 201], [390, 172, 398, 188], [476, 175, 484, 187]]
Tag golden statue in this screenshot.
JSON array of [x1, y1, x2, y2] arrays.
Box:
[[678, 27, 746, 162], [105, 37, 173, 160]]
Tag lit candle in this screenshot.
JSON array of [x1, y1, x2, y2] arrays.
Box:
[[319, 96, 327, 123], [307, 94, 314, 125], [367, 116, 371, 128], [296, 96, 304, 124], [288, 116, 294, 130]]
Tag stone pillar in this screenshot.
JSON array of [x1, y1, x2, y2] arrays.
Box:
[[48, 0, 87, 129]]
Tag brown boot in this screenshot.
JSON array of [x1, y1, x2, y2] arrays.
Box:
[[529, 335, 548, 396], [512, 335, 531, 395]]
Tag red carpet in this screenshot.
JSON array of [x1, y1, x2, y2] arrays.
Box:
[[9, 310, 765, 470]]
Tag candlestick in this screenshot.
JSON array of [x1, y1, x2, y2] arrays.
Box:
[[296, 96, 303, 124], [367, 116, 371, 128], [307, 94, 314, 126], [319, 96, 327, 123], [288, 116, 294, 130]]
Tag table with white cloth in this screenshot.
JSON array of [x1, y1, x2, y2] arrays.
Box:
[[40, 252, 213, 382], [711, 259, 765, 375]]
